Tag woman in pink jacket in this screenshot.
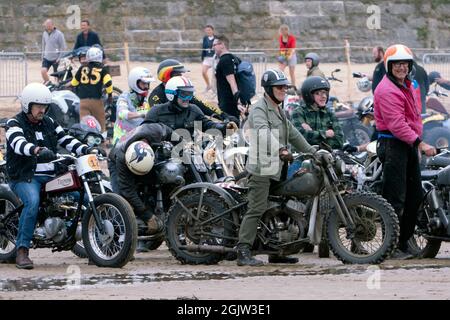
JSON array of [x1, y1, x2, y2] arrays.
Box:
[[374, 44, 436, 259]]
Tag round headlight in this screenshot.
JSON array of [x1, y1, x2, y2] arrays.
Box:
[[334, 158, 346, 176]]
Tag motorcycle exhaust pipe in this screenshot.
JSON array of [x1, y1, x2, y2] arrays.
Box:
[[428, 189, 443, 211], [179, 244, 236, 254]]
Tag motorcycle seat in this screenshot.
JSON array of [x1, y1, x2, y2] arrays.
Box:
[[421, 170, 440, 180]]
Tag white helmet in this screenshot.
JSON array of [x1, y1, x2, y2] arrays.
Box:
[[128, 67, 155, 94], [384, 44, 414, 75], [125, 141, 155, 175], [164, 76, 195, 102], [86, 47, 103, 63], [357, 77, 371, 92], [19, 83, 52, 113]]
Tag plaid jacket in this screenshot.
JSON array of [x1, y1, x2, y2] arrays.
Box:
[[290, 100, 344, 149]]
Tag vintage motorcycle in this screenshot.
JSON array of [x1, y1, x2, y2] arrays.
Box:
[[164, 149, 400, 265], [0, 153, 136, 267]]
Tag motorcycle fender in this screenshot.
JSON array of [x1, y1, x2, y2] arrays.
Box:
[[170, 182, 238, 207], [0, 183, 20, 203]]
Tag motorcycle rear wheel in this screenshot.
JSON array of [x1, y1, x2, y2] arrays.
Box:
[[326, 192, 399, 264]]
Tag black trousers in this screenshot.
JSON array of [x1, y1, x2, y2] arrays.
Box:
[[377, 138, 423, 250]]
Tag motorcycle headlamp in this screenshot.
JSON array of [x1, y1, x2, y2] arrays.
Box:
[[87, 135, 103, 147], [334, 157, 346, 176]]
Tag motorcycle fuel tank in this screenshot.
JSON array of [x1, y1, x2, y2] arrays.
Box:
[[271, 169, 322, 197], [437, 165, 450, 186], [45, 171, 81, 193]]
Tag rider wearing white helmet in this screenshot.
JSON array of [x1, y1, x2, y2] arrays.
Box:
[[112, 67, 155, 145], [71, 46, 113, 134], [6, 83, 94, 269]]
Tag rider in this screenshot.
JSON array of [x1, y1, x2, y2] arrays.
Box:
[[112, 67, 155, 145], [149, 59, 238, 123], [291, 76, 344, 149], [108, 122, 173, 235], [305, 52, 325, 78], [71, 46, 113, 135], [6, 83, 97, 269], [145, 76, 237, 136], [236, 69, 316, 266]]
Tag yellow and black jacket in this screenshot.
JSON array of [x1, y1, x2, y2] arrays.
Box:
[[71, 62, 113, 99]]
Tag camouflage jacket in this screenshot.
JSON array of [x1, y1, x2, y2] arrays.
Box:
[[290, 100, 344, 149]]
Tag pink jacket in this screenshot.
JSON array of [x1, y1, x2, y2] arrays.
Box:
[[374, 75, 422, 145]]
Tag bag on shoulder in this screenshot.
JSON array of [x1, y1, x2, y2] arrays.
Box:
[[231, 55, 256, 105]]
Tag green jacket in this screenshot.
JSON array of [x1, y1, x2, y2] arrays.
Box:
[[290, 100, 344, 149], [307, 66, 325, 78], [246, 95, 315, 180]]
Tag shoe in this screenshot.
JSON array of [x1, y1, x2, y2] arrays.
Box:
[[318, 241, 330, 258], [146, 215, 164, 234], [390, 249, 414, 260], [16, 247, 34, 270], [268, 255, 298, 264], [236, 244, 264, 266]]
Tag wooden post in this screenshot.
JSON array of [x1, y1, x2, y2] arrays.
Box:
[[124, 42, 130, 76], [344, 39, 352, 102]]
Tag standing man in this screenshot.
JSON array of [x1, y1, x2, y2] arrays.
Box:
[[73, 19, 102, 50], [236, 69, 316, 266], [213, 35, 243, 120], [304, 53, 325, 78], [371, 46, 386, 93], [41, 19, 67, 83], [375, 44, 436, 259], [201, 25, 216, 93]]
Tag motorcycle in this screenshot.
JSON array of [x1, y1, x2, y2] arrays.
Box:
[[0, 153, 136, 267], [164, 148, 400, 265], [422, 84, 450, 148]]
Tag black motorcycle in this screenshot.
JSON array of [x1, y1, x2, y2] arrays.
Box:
[[165, 149, 400, 265]]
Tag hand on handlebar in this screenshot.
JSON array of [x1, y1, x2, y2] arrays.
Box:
[[85, 146, 107, 157], [37, 148, 57, 162]]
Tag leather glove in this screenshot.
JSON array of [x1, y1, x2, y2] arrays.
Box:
[[343, 144, 358, 153], [279, 147, 294, 163], [85, 146, 107, 157], [38, 148, 57, 162], [226, 121, 238, 132]]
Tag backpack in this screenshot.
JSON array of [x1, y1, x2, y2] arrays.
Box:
[[231, 55, 256, 105]]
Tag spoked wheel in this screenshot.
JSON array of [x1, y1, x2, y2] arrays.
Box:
[[326, 192, 399, 264], [0, 193, 21, 263], [82, 193, 136, 268], [165, 191, 233, 265], [407, 208, 441, 258]]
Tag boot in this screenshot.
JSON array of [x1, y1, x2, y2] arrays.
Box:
[[236, 244, 264, 266], [318, 241, 330, 258], [147, 215, 164, 234], [16, 247, 33, 270], [268, 255, 299, 264]]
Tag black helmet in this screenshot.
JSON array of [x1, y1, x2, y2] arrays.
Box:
[[261, 69, 290, 87], [305, 52, 320, 67], [157, 59, 188, 83], [300, 76, 330, 105]]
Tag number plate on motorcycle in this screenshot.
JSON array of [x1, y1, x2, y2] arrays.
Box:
[[76, 154, 101, 176]]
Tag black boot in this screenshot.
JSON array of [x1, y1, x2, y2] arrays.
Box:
[[318, 241, 330, 258], [236, 244, 264, 266]]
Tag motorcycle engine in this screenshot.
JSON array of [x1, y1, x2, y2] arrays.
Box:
[[46, 195, 78, 215], [34, 217, 67, 243]]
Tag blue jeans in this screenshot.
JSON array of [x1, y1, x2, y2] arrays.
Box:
[[10, 176, 87, 250]]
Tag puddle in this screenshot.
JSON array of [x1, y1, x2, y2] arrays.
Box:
[[1, 263, 449, 292]]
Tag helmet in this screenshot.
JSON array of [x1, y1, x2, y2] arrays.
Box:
[[128, 67, 155, 94], [300, 76, 330, 105], [157, 59, 188, 83], [305, 52, 320, 67], [357, 96, 374, 115], [384, 44, 413, 75], [19, 83, 52, 113], [261, 69, 290, 87], [86, 47, 103, 63], [261, 69, 290, 104], [125, 141, 155, 175], [357, 77, 371, 92], [164, 76, 195, 103]]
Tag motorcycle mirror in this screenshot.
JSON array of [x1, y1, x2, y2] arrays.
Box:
[[352, 72, 363, 78], [334, 69, 341, 73]]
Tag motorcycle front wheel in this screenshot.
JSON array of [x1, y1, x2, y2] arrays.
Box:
[[82, 193, 137, 268], [0, 191, 21, 263], [326, 192, 399, 264]]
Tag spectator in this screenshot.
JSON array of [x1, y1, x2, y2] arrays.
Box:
[[277, 24, 297, 87], [41, 19, 67, 83], [213, 35, 243, 120], [374, 44, 436, 260], [74, 19, 102, 50], [304, 52, 325, 78], [412, 61, 429, 114], [201, 25, 216, 93], [371, 46, 386, 93]]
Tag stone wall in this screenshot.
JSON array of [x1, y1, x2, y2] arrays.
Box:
[[1, 0, 449, 62]]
